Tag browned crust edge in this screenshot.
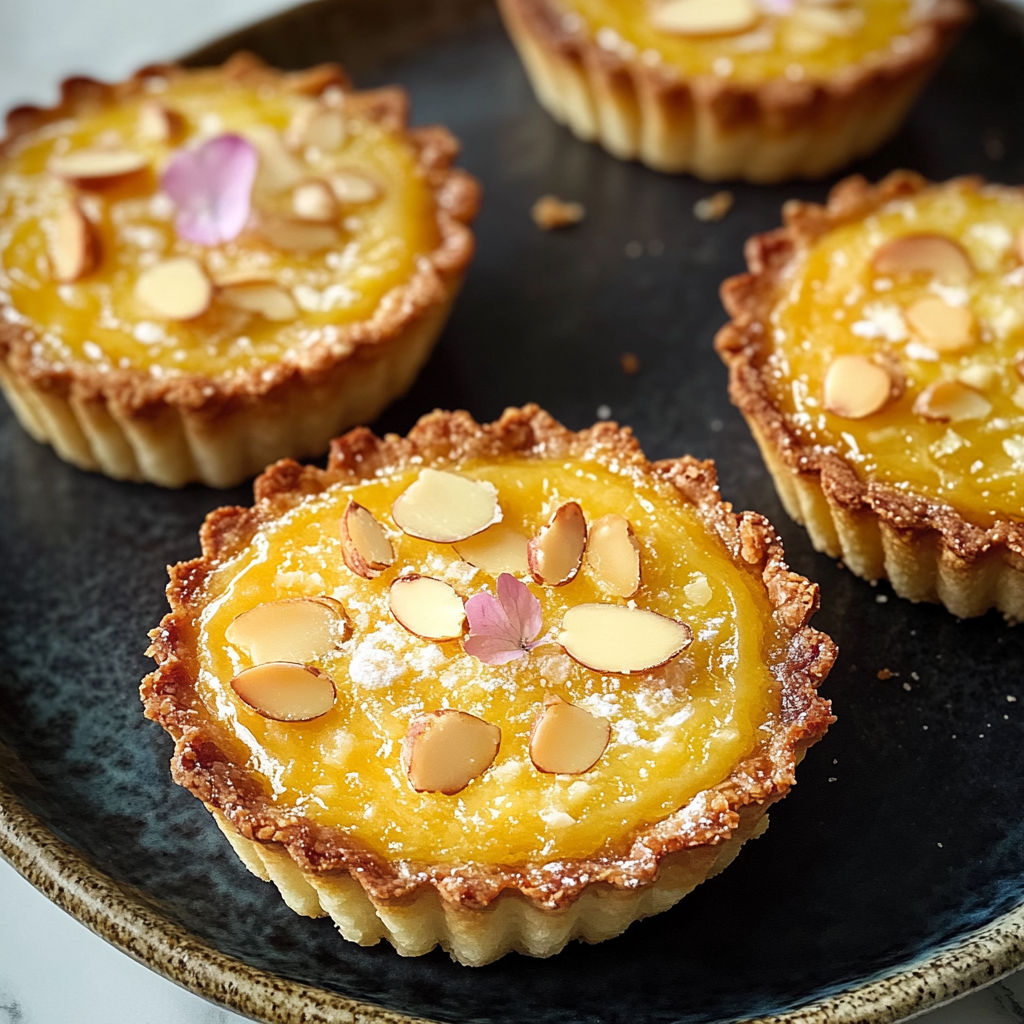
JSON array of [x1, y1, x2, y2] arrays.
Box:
[[501, 0, 971, 137], [0, 52, 481, 424], [716, 170, 1024, 580], [141, 404, 835, 911]]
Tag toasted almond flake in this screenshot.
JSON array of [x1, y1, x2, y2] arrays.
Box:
[[823, 355, 893, 419], [138, 100, 185, 143], [247, 126, 307, 196], [913, 380, 992, 422], [785, 26, 828, 54], [225, 596, 349, 665], [693, 190, 734, 222], [401, 710, 500, 794], [905, 297, 976, 353], [49, 199, 99, 283], [871, 234, 974, 285], [292, 179, 339, 222], [256, 216, 340, 252], [392, 469, 501, 543], [134, 257, 212, 320], [230, 662, 336, 722], [341, 501, 395, 579], [218, 279, 298, 321], [650, 0, 759, 35], [956, 363, 998, 391], [454, 524, 530, 576], [389, 575, 466, 641], [559, 604, 692, 674], [529, 502, 587, 587], [531, 195, 585, 230], [328, 170, 381, 205], [529, 695, 611, 775], [792, 6, 860, 36], [49, 148, 149, 187], [585, 514, 641, 598], [684, 575, 713, 606], [286, 102, 346, 152]]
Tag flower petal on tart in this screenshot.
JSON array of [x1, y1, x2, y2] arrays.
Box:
[[529, 695, 611, 775], [389, 575, 466, 641], [558, 604, 692, 675], [528, 501, 587, 586], [225, 596, 350, 665], [392, 469, 501, 543]]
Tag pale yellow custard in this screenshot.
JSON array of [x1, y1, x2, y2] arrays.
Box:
[[196, 456, 786, 865], [767, 183, 1024, 526], [556, 0, 914, 82], [0, 69, 439, 378]]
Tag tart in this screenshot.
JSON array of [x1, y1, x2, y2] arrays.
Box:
[[497, 0, 970, 182], [141, 405, 835, 966], [0, 53, 479, 487], [717, 171, 1024, 620]]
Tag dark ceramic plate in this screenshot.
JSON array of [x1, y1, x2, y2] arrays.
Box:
[[3, 1, 1024, 1021]]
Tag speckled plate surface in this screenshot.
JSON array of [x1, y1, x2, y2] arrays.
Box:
[[3, 1, 1024, 1022]]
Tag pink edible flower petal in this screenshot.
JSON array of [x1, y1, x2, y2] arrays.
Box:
[[464, 574, 544, 666], [161, 134, 258, 245]]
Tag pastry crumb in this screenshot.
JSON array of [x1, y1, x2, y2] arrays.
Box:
[[531, 195, 584, 230], [903, 682, 912, 691], [595, 404, 612, 421], [875, 594, 888, 603], [694, 191, 733, 222], [877, 668, 895, 680], [620, 352, 640, 374], [1008, 695, 1018, 702]]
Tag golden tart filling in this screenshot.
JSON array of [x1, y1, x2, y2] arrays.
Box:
[[767, 180, 1024, 527], [143, 408, 834, 964], [0, 66, 438, 378], [0, 56, 478, 488], [557, 0, 915, 83], [199, 454, 783, 864]]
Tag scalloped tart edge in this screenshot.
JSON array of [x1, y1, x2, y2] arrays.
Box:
[[0, 52, 480, 488], [495, 0, 970, 183], [716, 170, 1024, 620], [141, 404, 835, 964]]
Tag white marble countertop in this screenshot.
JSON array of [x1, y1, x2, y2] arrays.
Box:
[[1, 1, 1024, 1022]]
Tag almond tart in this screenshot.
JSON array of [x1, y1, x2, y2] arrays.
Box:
[[717, 171, 1024, 619], [141, 405, 834, 966], [0, 53, 479, 487], [497, 0, 970, 182]]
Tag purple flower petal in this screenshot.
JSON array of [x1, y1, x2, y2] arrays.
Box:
[[496, 574, 542, 644], [464, 592, 519, 644], [162, 134, 258, 246], [463, 634, 528, 666]]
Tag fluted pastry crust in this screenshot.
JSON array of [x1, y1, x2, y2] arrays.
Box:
[[0, 53, 480, 487], [497, 0, 970, 182], [141, 405, 835, 964], [717, 171, 1024, 620]]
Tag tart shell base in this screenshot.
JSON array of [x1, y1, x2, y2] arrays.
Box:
[[497, 0, 970, 183], [0, 285, 460, 489], [211, 805, 771, 966]]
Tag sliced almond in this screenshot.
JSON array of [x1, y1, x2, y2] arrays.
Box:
[[392, 469, 501, 543], [453, 524, 530, 576], [49, 148, 149, 188], [558, 604, 692, 675], [225, 596, 349, 666], [247, 126, 307, 196], [871, 234, 974, 285], [230, 662, 336, 722], [823, 355, 893, 419], [341, 500, 395, 579], [286, 102, 346, 152], [529, 695, 610, 775], [905, 297, 976, 354], [401, 710, 500, 794], [134, 257, 212, 321], [585, 514, 641, 598], [913, 380, 992, 422], [218, 280, 298, 321], [49, 199, 99, 283], [792, 6, 861, 36], [138, 100, 185, 143], [650, 0, 759, 36], [292, 180, 339, 222], [528, 502, 587, 587], [256, 216, 340, 252], [329, 170, 381, 206], [389, 575, 466, 641]]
